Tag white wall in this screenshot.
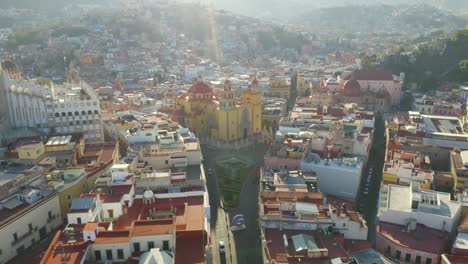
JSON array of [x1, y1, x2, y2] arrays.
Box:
[[67, 211, 91, 224], [102, 202, 123, 220], [0, 194, 62, 263], [331, 214, 368, 240], [130, 234, 174, 252], [378, 209, 411, 226], [301, 161, 363, 200], [91, 242, 131, 262]]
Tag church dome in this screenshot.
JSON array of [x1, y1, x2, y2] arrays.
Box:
[[188, 81, 212, 94], [343, 80, 361, 97]]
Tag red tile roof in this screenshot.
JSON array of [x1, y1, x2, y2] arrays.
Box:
[[442, 254, 468, 264], [175, 230, 206, 264], [377, 222, 448, 254], [264, 228, 349, 264], [132, 219, 174, 237]]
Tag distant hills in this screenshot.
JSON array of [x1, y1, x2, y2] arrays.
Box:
[[211, 0, 468, 18], [296, 4, 468, 34], [380, 27, 468, 89], [0, 0, 110, 11]]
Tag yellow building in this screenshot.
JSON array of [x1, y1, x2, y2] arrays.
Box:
[[54, 142, 119, 220], [268, 77, 291, 100], [17, 141, 45, 161], [296, 74, 311, 96], [173, 77, 262, 143]]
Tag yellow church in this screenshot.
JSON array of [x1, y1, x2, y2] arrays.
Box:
[[172, 77, 262, 143]]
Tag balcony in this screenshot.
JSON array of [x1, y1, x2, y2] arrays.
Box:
[[11, 227, 37, 246], [47, 214, 58, 223]]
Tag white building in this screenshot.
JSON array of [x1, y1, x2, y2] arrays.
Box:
[[378, 183, 461, 233], [67, 196, 102, 224], [0, 69, 104, 142], [301, 153, 364, 200], [0, 192, 62, 263]]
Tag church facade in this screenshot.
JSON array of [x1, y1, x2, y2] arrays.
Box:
[[173, 77, 262, 143]]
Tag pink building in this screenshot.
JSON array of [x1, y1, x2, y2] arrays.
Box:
[[264, 141, 308, 170], [376, 222, 447, 264], [264, 156, 301, 170], [340, 70, 403, 105]]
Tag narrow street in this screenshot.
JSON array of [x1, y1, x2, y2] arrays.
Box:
[[203, 145, 238, 264], [356, 114, 386, 244], [202, 143, 268, 264]]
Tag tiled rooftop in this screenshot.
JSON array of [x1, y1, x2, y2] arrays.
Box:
[[377, 222, 448, 254], [264, 228, 349, 264]]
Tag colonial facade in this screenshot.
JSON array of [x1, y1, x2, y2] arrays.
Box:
[[173, 77, 262, 143], [0, 61, 104, 143]]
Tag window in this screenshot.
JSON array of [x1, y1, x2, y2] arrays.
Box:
[[75, 111, 79, 116], [94, 110, 99, 115], [55, 113, 60, 117], [415, 256, 421, 264], [61, 112, 66, 117], [81, 111, 86, 115], [426, 258, 432, 264], [48, 211, 52, 219], [405, 253, 411, 262], [117, 249, 124, 259], [13, 233, 18, 241], [396, 250, 401, 260], [94, 251, 101, 261], [77, 217, 82, 224], [28, 223, 33, 231], [148, 241, 154, 250], [163, 240, 169, 251], [106, 250, 112, 260], [67, 194, 72, 200], [68, 112, 73, 116], [133, 242, 140, 252]]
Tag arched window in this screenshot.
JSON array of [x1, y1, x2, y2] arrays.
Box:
[[94, 110, 99, 115], [87, 110, 92, 115], [68, 112, 73, 116], [61, 112, 66, 117], [55, 113, 60, 117], [81, 111, 86, 115], [75, 111, 80, 116]]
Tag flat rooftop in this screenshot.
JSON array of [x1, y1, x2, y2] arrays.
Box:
[[350, 248, 393, 264], [384, 184, 460, 218], [387, 185, 412, 211], [264, 228, 349, 264]]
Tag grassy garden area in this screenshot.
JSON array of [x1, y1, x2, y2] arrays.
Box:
[[216, 157, 250, 208]]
